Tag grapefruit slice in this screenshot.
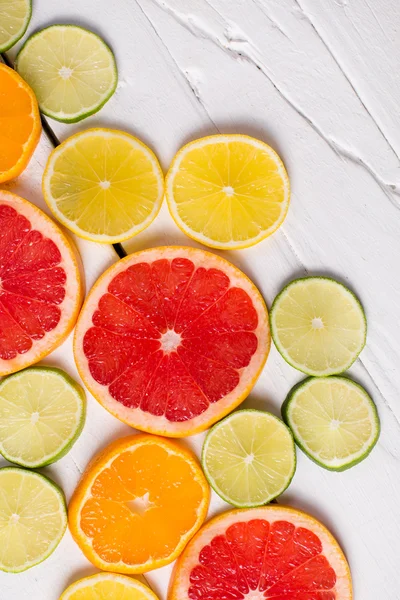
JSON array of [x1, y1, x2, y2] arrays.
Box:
[[74, 246, 270, 436], [169, 506, 352, 600], [0, 191, 82, 376]]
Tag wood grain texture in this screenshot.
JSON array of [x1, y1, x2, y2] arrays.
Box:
[[2, 1, 400, 598]]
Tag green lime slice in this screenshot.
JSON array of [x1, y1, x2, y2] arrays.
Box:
[[270, 277, 366, 376], [282, 376, 380, 471], [16, 24, 117, 123], [0, 367, 85, 468], [202, 409, 296, 507], [0, 0, 31, 52], [0, 467, 67, 572]]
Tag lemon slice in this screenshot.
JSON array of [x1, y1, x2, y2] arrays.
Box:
[[166, 134, 290, 249], [283, 377, 380, 470], [0, 0, 31, 52], [59, 573, 159, 600], [16, 25, 117, 123], [0, 367, 85, 468], [43, 128, 164, 242], [202, 410, 296, 507], [0, 467, 67, 572], [270, 277, 366, 376]]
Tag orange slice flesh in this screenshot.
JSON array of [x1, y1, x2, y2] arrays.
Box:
[[69, 434, 210, 573], [0, 63, 41, 183]]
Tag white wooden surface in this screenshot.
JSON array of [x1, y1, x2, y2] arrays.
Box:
[[2, 1, 400, 598]]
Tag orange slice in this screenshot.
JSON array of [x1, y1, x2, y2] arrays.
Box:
[[170, 506, 352, 600], [0, 63, 41, 183], [69, 434, 210, 573]]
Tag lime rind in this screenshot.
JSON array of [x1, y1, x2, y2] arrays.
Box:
[[15, 24, 118, 123], [0, 366, 86, 469], [282, 376, 380, 471], [0, 0, 32, 52], [202, 409, 296, 508], [0, 466, 67, 573], [270, 276, 367, 377]]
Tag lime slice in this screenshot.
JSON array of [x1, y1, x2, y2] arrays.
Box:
[[270, 277, 366, 376], [282, 376, 380, 470], [0, 0, 31, 52], [0, 467, 67, 572], [42, 128, 164, 243], [0, 367, 85, 468], [16, 25, 117, 123], [202, 410, 296, 507]]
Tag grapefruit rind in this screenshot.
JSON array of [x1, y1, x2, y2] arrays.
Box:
[[68, 434, 210, 573], [282, 376, 380, 471], [0, 366, 86, 468], [59, 572, 159, 600], [169, 506, 352, 600], [73, 246, 270, 437], [201, 409, 296, 508], [270, 277, 367, 377], [166, 134, 290, 250], [0, 191, 83, 376], [0, 466, 67, 573], [0, 64, 41, 183]]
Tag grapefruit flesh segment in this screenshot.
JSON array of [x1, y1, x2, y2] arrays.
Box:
[[68, 434, 210, 573], [0, 191, 82, 375], [74, 247, 270, 436], [170, 507, 352, 600]]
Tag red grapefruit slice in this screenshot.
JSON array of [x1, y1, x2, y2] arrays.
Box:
[[74, 246, 270, 436], [0, 191, 83, 376], [170, 506, 352, 600]]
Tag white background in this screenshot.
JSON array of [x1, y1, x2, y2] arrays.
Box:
[[2, 0, 400, 598]]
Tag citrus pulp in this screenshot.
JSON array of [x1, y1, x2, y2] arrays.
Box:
[[74, 246, 270, 436], [169, 506, 352, 600], [0, 191, 83, 375], [68, 434, 210, 573]]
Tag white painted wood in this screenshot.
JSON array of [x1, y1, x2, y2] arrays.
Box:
[[2, 1, 400, 598]]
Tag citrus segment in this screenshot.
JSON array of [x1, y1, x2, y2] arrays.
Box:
[[16, 25, 117, 122], [0, 63, 41, 183], [166, 135, 290, 249], [283, 376, 380, 470], [0, 467, 67, 572], [0, 191, 83, 376], [202, 410, 296, 507], [69, 434, 210, 573], [270, 277, 366, 376], [0, 367, 85, 467], [0, 0, 31, 52], [170, 506, 352, 600], [42, 129, 164, 242], [74, 246, 270, 436], [59, 573, 159, 600]]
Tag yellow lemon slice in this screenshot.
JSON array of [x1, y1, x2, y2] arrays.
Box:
[[43, 128, 164, 243], [166, 134, 289, 249], [59, 573, 159, 600]]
